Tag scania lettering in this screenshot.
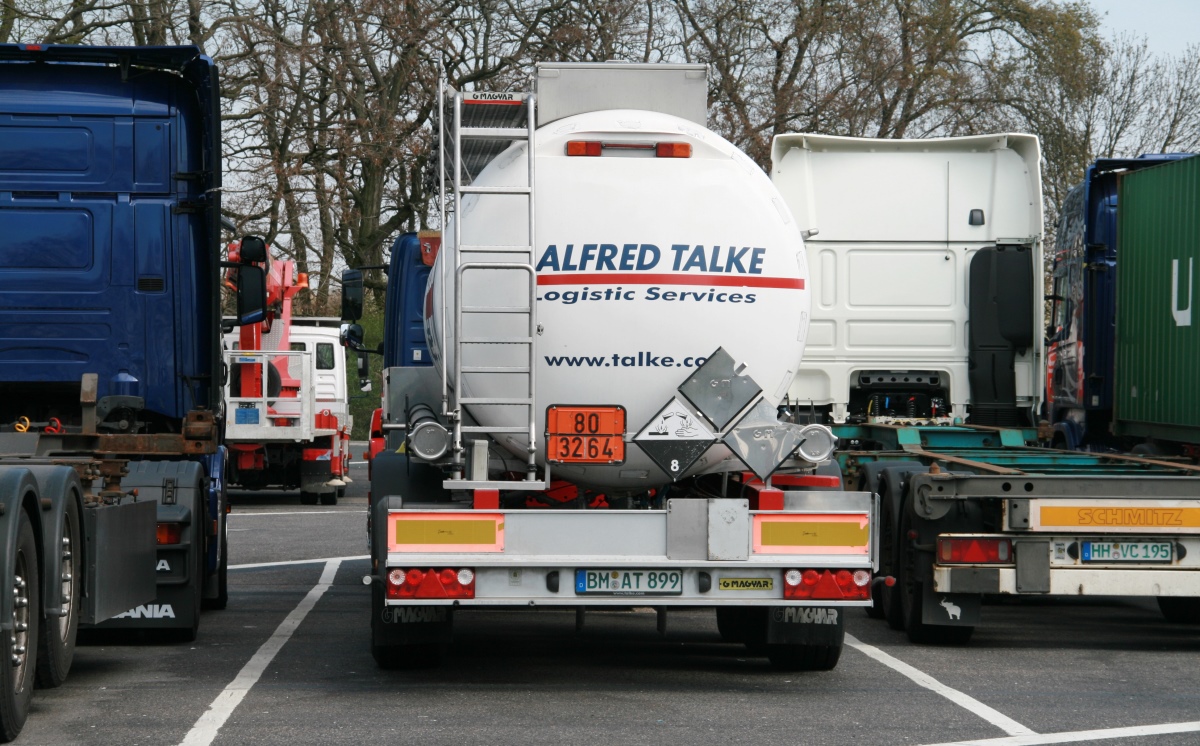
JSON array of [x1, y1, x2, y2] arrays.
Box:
[[344, 62, 874, 674]]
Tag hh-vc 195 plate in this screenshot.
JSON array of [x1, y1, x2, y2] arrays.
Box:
[[575, 569, 683, 596], [1081, 541, 1173, 563]]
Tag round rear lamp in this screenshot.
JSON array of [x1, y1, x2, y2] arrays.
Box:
[[457, 568, 475, 585], [784, 569, 803, 587], [852, 569, 871, 587]]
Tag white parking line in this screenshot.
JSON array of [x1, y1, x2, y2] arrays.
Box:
[[846, 634, 1035, 737], [231, 510, 368, 516], [920, 720, 1200, 746], [231, 555, 368, 570], [179, 559, 343, 746]]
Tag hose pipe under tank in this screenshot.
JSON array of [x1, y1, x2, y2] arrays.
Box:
[[407, 403, 451, 462]]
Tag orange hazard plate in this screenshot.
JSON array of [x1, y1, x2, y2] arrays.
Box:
[[545, 405, 626, 464]]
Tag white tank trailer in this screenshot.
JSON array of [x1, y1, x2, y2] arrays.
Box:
[[425, 107, 815, 490], [346, 64, 874, 673]]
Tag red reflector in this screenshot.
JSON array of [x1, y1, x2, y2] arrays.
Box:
[[385, 567, 476, 600], [566, 140, 602, 157], [783, 569, 870, 600], [937, 537, 1012, 564], [655, 142, 692, 158], [156, 523, 182, 545]]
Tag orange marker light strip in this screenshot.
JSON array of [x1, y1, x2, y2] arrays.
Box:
[[752, 514, 870, 555], [566, 140, 602, 156], [388, 513, 505, 553], [655, 142, 692, 158]]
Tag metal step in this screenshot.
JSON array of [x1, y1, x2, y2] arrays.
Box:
[[461, 126, 530, 141], [458, 244, 533, 253], [460, 185, 532, 195]]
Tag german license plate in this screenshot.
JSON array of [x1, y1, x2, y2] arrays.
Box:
[[546, 406, 626, 464], [1081, 541, 1173, 563], [574, 569, 683, 596]]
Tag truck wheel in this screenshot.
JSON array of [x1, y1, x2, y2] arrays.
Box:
[[37, 496, 80, 688], [879, 494, 904, 629], [766, 641, 843, 672], [300, 491, 319, 506], [899, 505, 972, 645], [320, 493, 338, 506], [370, 587, 442, 669], [0, 512, 40, 742], [202, 525, 228, 611], [715, 607, 754, 643], [1157, 597, 1200, 624]]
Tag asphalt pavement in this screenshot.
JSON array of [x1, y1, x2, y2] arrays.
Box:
[[15, 448, 1200, 745]]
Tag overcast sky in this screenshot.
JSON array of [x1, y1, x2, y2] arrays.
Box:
[[1086, 0, 1198, 58]]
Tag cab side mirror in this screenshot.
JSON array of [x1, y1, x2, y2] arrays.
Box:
[[240, 235, 268, 263], [341, 269, 363, 322], [340, 322, 364, 351], [237, 264, 267, 325]]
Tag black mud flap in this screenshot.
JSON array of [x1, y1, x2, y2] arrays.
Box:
[[372, 594, 454, 646], [766, 606, 845, 646], [921, 586, 981, 627]]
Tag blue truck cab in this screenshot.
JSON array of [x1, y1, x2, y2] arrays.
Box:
[[1047, 154, 1192, 450], [0, 45, 259, 642]]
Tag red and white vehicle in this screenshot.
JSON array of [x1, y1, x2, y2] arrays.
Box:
[[224, 244, 352, 505]]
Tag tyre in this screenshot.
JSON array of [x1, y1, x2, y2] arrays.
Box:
[[336, 486, 346, 499], [202, 522, 228, 611], [880, 493, 905, 631], [37, 496, 80, 688], [1157, 596, 1200, 624], [766, 641, 843, 672], [320, 492, 338, 506], [899, 504, 973, 645], [370, 587, 442, 670], [0, 511, 41, 742], [300, 491, 319, 506], [715, 607, 755, 643]]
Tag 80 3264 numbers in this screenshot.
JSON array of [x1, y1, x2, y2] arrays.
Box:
[[545, 405, 626, 464]]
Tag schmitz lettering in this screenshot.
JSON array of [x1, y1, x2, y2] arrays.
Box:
[[1076, 508, 1184, 526], [382, 607, 448, 624], [115, 604, 176, 619], [773, 607, 839, 625]]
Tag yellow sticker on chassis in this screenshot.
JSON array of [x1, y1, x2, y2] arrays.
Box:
[[575, 569, 683, 595]]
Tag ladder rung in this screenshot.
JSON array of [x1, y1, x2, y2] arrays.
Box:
[[460, 186, 532, 195], [462, 306, 531, 314], [461, 127, 530, 140], [458, 397, 533, 405], [462, 365, 531, 373], [461, 337, 532, 344], [458, 244, 533, 253], [460, 425, 529, 433]]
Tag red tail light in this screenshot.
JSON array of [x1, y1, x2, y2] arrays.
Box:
[[386, 567, 475, 599], [156, 523, 182, 545], [937, 537, 1012, 564], [783, 568, 871, 600]]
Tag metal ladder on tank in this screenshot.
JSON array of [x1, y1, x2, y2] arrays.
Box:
[[438, 80, 545, 490]]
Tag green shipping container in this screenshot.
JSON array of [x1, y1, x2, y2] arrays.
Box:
[[1115, 155, 1200, 443]]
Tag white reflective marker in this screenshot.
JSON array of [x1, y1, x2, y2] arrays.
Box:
[[846, 634, 1035, 737], [178, 559, 343, 746]]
